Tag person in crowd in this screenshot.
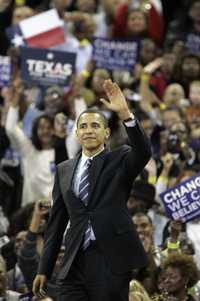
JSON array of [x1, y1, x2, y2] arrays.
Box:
[[139, 39, 158, 67], [153, 254, 199, 301], [129, 280, 152, 301], [0, 255, 20, 301], [165, 0, 200, 49], [113, 8, 148, 39], [55, 11, 95, 74], [11, 5, 35, 25], [163, 83, 186, 109], [112, 0, 164, 45], [74, 0, 97, 14], [132, 212, 159, 294], [5, 79, 56, 206], [174, 53, 200, 96], [32, 79, 151, 301], [18, 199, 64, 300], [7, 231, 28, 293], [127, 180, 157, 216]]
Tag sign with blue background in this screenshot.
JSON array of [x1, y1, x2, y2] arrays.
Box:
[[185, 32, 200, 54], [0, 56, 11, 87], [92, 38, 140, 71], [160, 173, 200, 222], [21, 47, 76, 86]]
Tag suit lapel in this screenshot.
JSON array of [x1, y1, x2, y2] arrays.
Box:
[[88, 149, 109, 204], [60, 154, 80, 199]]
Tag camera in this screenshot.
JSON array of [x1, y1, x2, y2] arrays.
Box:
[[167, 132, 180, 153], [0, 235, 10, 249], [39, 200, 51, 210]]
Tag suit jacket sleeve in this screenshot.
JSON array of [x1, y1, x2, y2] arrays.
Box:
[[123, 120, 152, 179], [37, 168, 69, 279]]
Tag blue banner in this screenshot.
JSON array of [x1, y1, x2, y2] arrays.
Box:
[[185, 32, 200, 54], [92, 38, 140, 71], [0, 56, 11, 87], [6, 23, 25, 47], [20, 47, 76, 86], [160, 173, 200, 222]]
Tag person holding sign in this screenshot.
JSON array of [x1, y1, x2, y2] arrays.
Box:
[[32, 79, 151, 301]]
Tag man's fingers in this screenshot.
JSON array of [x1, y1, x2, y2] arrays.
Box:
[[100, 98, 111, 108], [103, 79, 114, 96]]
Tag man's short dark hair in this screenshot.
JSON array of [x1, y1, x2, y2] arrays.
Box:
[[133, 212, 153, 225], [76, 109, 109, 128]]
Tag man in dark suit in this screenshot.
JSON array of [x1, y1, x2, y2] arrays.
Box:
[[32, 79, 151, 301]]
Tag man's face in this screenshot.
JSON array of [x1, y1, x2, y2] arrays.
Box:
[[133, 215, 153, 244], [15, 231, 27, 256], [182, 58, 200, 78], [76, 113, 110, 155]]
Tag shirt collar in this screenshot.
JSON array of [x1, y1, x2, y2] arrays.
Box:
[[81, 147, 105, 164]]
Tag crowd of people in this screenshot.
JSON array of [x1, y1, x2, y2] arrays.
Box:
[[0, 0, 200, 300]]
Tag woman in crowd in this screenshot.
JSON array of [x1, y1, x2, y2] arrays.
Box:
[[152, 254, 199, 301], [5, 79, 56, 207]]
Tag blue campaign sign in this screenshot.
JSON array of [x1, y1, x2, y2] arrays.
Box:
[[92, 38, 140, 71], [160, 173, 200, 222], [20, 47, 76, 86], [185, 32, 200, 54], [0, 56, 11, 87]]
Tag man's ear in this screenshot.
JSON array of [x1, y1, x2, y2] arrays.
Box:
[[75, 129, 80, 141], [105, 128, 111, 139]]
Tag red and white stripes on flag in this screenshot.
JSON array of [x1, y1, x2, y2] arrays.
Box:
[[20, 9, 65, 48]]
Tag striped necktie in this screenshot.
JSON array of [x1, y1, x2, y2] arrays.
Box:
[[79, 158, 92, 249], [79, 158, 92, 205]]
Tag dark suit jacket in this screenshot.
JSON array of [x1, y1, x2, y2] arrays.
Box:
[[38, 122, 151, 280]]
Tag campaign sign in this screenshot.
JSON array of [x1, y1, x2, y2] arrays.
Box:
[[160, 173, 200, 222], [92, 38, 140, 71], [21, 47, 76, 86], [0, 56, 11, 87], [185, 32, 200, 54]]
